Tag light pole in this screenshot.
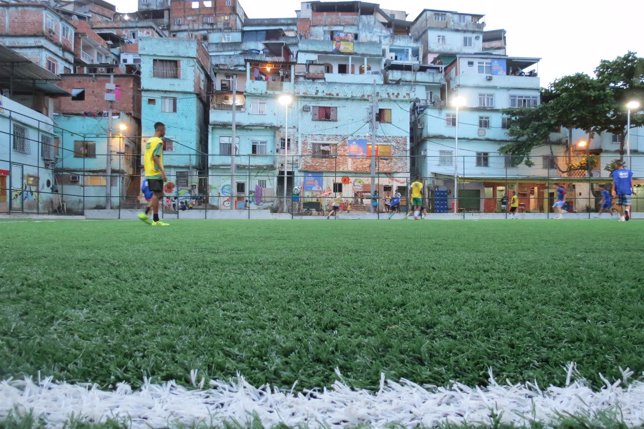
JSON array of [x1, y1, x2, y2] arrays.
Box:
[[118, 123, 127, 206], [278, 94, 293, 212], [626, 100, 640, 169], [451, 96, 466, 214]]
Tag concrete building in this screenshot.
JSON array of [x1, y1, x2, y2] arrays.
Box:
[[0, 2, 75, 75], [0, 45, 69, 213], [139, 37, 212, 203], [170, 0, 247, 39]]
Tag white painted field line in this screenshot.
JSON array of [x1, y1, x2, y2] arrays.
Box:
[[1, 366, 643, 428]]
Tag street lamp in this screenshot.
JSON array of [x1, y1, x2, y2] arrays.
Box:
[[451, 95, 466, 214], [278, 94, 293, 212], [626, 100, 640, 169]]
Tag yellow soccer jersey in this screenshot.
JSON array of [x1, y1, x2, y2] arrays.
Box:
[[410, 181, 423, 199], [144, 137, 164, 179]]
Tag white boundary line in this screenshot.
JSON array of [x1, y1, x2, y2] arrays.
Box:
[[1, 366, 643, 428]]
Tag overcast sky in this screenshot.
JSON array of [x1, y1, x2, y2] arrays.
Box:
[[108, 0, 643, 86]]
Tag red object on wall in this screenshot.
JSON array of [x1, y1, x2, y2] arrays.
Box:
[[341, 176, 351, 185], [0, 169, 10, 176]]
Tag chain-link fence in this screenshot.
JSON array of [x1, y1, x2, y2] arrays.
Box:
[[2, 107, 642, 219]]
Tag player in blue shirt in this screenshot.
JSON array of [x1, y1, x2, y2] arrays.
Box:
[[612, 160, 634, 221], [597, 186, 613, 217], [552, 184, 566, 219]]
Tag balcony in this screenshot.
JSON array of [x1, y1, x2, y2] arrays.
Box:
[[386, 69, 444, 85], [311, 14, 359, 26], [209, 154, 276, 168], [298, 39, 382, 57], [80, 50, 95, 64], [454, 73, 540, 90], [245, 80, 294, 95]]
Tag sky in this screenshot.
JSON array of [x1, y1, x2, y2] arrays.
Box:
[[108, 0, 643, 86]]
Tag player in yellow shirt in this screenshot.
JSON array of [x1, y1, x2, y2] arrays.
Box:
[[510, 191, 519, 218], [410, 177, 424, 220], [138, 122, 169, 226]]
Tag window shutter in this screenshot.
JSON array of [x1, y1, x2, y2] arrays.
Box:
[[312, 106, 320, 121], [330, 107, 337, 121]]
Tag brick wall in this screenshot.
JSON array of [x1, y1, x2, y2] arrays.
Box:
[[55, 75, 141, 118], [300, 135, 409, 173], [0, 7, 44, 36]]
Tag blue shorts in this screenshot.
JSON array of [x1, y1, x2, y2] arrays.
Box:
[[553, 201, 565, 208], [602, 203, 612, 210], [616, 194, 631, 206]]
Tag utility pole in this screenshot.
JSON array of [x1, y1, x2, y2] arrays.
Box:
[[105, 73, 114, 210], [230, 74, 237, 210], [369, 81, 378, 213]]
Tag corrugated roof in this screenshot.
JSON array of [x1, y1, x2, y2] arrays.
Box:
[[0, 44, 69, 96]]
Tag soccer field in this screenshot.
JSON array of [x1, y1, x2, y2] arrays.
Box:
[[1, 219, 643, 427]]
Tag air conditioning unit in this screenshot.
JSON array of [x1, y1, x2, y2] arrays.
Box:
[[477, 128, 486, 137], [70, 174, 80, 183], [302, 105, 311, 112], [486, 75, 493, 81]]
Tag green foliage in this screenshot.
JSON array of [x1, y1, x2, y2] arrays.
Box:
[[567, 155, 598, 172], [502, 52, 643, 164], [0, 220, 643, 392]]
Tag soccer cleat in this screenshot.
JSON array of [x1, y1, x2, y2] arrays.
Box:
[[151, 220, 170, 227], [138, 212, 152, 224], [625, 210, 630, 221]]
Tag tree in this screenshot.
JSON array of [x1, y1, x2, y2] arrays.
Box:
[[594, 52, 644, 158], [501, 74, 613, 169], [501, 52, 643, 167]]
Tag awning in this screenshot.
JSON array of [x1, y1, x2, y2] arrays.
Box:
[[0, 44, 69, 97], [433, 173, 614, 183]]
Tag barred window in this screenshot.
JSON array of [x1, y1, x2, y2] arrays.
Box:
[[176, 171, 189, 188], [153, 59, 179, 78], [439, 150, 453, 166], [12, 125, 28, 154]]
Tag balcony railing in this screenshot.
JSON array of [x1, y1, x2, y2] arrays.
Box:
[[80, 50, 94, 64]]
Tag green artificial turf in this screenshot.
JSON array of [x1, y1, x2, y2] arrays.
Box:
[[0, 219, 642, 390]]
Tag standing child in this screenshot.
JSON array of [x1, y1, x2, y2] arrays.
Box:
[[612, 160, 634, 222], [509, 191, 519, 218]]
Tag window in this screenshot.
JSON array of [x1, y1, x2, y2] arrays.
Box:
[[174, 18, 183, 25], [62, 25, 71, 40], [191, 1, 199, 8], [478, 93, 494, 108], [176, 171, 189, 188], [147, 98, 156, 105], [222, 33, 232, 42], [153, 59, 179, 78], [338, 64, 349, 74], [502, 116, 512, 129], [477, 61, 492, 75], [312, 106, 337, 121], [510, 95, 539, 108], [279, 138, 292, 151], [478, 116, 490, 129], [377, 108, 392, 123], [161, 97, 177, 113], [73, 141, 96, 158], [220, 79, 231, 91], [542, 155, 556, 169], [164, 138, 174, 152], [226, 0, 232, 5], [12, 125, 28, 153], [249, 101, 266, 115], [445, 114, 456, 127], [236, 182, 246, 194], [41, 135, 55, 160], [251, 140, 267, 155], [464, 36, 473, 47], [505, 154, 520, 168], [437, 35, 446, 45], [85, 176, 106, 186], [71, 88, 85, 101], [257, 179, 267, 188], [459, 15, 468, 23], [203, 16, 213, 24], [433, 12, 446, 21], [312, 143, 337, 157], [46, 59, 57, 74], [612, 134, 622, 144], [203, 0, 212, 6], [219, 136, 238, 155], [333, 183, 343, 193], [476, 152, 489, 167], [64, 67, 71, 74], [439, 150, 453, 166]]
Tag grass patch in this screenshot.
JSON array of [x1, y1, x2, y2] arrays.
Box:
[[0, 220, 642, 390]]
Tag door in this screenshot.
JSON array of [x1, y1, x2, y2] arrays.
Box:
[[0, 176, 7, 212]]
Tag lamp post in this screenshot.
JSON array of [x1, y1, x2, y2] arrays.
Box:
[[451, 96, 466, 214], [118, 123, 127, 206], [278, 94, 293, 212], [626, 100, 640, 169]]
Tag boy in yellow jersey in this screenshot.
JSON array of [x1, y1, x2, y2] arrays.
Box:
[[509, 191, 519, 218], [138, 122, 169, 226], [410, 177, 423, 220]]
